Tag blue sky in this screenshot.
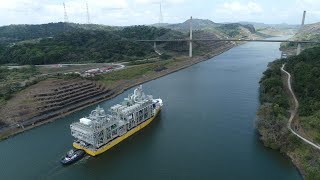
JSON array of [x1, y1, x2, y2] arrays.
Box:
[[0, 0, 319, 26]]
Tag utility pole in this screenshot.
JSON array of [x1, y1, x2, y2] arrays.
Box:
[[63, 2, 69, 32], [297, 10, 306, 55], [189, 16, 193, 58], [159, 3, 163, 24], [86, 2, 91, 24], [63, 2, 69, 23]]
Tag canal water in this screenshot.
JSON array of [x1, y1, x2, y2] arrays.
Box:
[[0, 37, 302, 180]]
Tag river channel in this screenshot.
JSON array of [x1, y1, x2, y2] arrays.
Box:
[[0, 37, 302, 179]]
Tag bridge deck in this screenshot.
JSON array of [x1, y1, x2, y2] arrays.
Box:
[[137, 39, 319, 43]]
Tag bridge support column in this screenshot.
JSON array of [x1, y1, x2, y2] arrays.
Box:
[[297, 10, 306, 55], [154, 41, 156, 50], [189, 16, 193, 58], [189, 41, 192, 58], [297, 44, 301, 55]]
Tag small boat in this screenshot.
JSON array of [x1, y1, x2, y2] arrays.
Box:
[[61, 149, 86, 165]]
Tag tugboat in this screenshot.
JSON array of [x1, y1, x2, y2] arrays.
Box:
[[61, 149, 86, 165]]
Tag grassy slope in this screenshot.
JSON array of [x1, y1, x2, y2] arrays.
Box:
[[0, 66, 41, 105]]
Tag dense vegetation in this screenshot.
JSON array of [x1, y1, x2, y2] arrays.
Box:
[[0, 20, 262, 65], [257, 59, 292, 150], [0, 25, 177, 65], [0, 22, 115, 45], [257, 46, 320, 180], [0, 66, 41, 105], [285, 47, 320, 116]]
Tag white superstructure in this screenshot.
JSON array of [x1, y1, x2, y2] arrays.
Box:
[[70, 86, 163, 150]]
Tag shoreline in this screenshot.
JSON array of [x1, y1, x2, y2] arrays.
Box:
[[288, 153, 305, 179], [256, 61, 309, 180], [0, 44, 236, 141]]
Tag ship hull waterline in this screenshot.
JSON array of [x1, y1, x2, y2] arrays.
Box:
[[73, 109, 161, 156]]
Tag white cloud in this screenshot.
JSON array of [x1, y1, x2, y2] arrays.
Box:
[[0, 0, 132, 25], [0, 0, 319, 26], [219, 1, 263, 14], [294, 0, 320, 17], [134, 0, 186, 5], [135, 0, 153, 4], [269, 0, 320, 24], [212, 1, 263, 23]]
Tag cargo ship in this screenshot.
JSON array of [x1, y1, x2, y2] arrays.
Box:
[[69, 85, 163, 156]]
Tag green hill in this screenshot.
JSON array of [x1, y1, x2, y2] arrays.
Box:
[[165, 19, 220, 31], [0, 22, 116, 45], [257, 46, 320, 180], [0, 20, 263, 65], [0, 25, 181, 65]]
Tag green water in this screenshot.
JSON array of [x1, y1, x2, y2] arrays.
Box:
[[0, 37, 302, 180]]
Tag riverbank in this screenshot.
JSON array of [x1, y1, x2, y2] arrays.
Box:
[[257, 47, 320, 180], [257, 60, 306, 178], [0, 43, 236, 141], [0, 36, 302, 180]]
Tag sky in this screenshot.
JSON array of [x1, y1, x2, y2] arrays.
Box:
[[0, 0, 319, 26]]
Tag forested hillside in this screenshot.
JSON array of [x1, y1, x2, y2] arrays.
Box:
[[0, 25, 180, 65], [163, 19, 220, 31], [285, 47, 320, 116], [257, 46, 320, 180], [0, 22, 115, 45], [0, 19, 262, 65]]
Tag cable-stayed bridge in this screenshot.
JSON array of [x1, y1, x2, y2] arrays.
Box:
[[137, 11, 319, 57]]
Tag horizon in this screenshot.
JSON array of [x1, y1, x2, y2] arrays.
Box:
[[1, 0, 320, 27], [0, 19, 309, 27]]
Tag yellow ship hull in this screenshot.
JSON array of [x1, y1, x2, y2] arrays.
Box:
[[73, 109, 160, 156]]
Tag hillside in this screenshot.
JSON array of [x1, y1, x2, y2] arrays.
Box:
[[165, 19, 220, 31], [256, 26, 297, 36], [257, 46, 320, 179], [0, 22, 116, 46], [153, 19, 258, 38], [280, 22, 320, 55], [0, 19, 264, 65], [0, 26, 181, 65], [291, 22, 320, 40], [216, 23, 256, 37], [237, 21, 299, 29], [236, 22, 299, 37]]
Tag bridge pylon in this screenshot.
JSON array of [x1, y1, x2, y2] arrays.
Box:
[[189, 16, 193, 58], [297, 10, 306, 55]]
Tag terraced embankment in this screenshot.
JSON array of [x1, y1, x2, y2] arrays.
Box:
[[0, 79, 114, 139]]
